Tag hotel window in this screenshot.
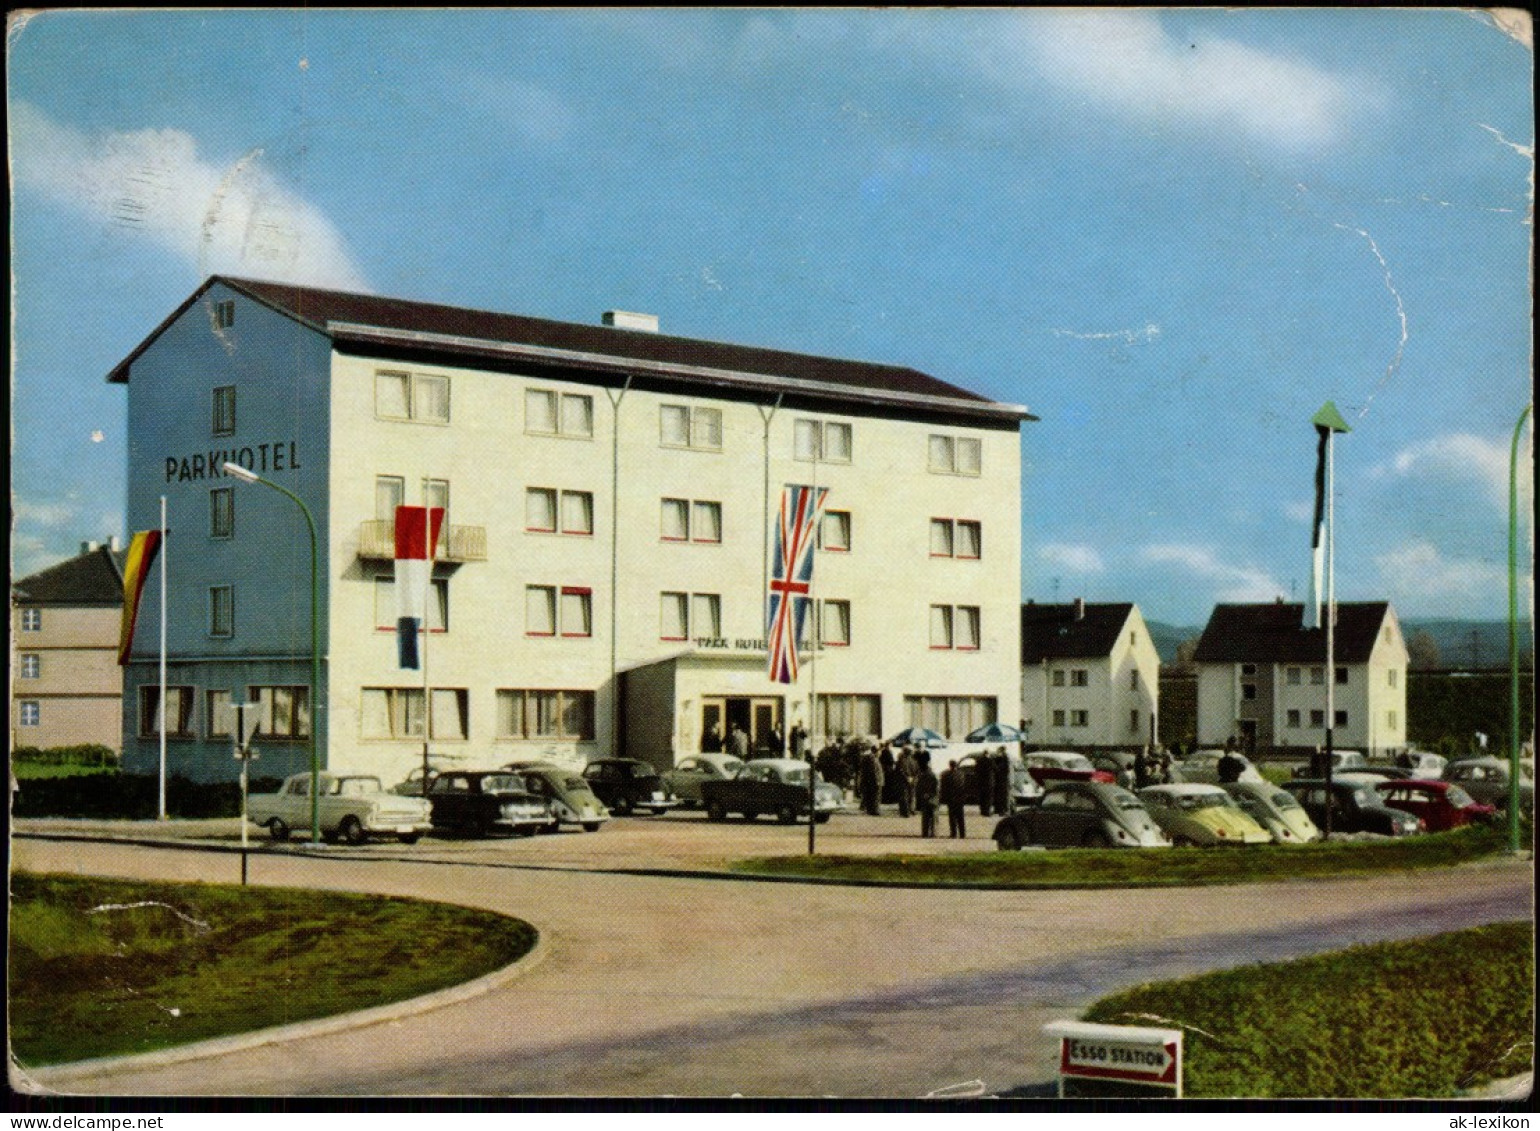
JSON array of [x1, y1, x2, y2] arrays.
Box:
[[661, 498, 689, 541], [660, 404, 722, 451], [496, 689, 596, 741], [20, 701, 40, 727], [1287, 709, 1302, 728], [210, 487, 234, 539], [1070, 669, 1088, 687], [1287, 666, 1302, 686], [376, 370, 449, 424], [817, 693, 881, 738], [213, 299, 235, 329], [209, 585, 234, 638], [376, 475, 405, 521], [905, 695, 996, 739], [660, 592, 689, 641], [360, 688, 425, 739], [20, 653, 41, 679], [820, 510, 851, 552], [927, 433, 982, 476], [375, 577, 448, 631], [21, 608, 41, 631], [818, 599, 851, 647], [139, 686, 195, 739], [525, 389, 593, 438], [526, 585, 591, 638], [794, 418, 852, 463], [692, 501, 722, 544], [422, 479, 450, 532], [660, 499, 722, 543], [660, 592, 720, 640], [929, 605, 980, 650], [207, 689, 231, 739], [1070, 710, 1089, 728], [527, 488, 558, 533], [931, 518, 981, 559], [527, 488, 594, 535], [212, 385, 236, 435], [250, 685, 312, 740], [691, 594, 722, 639], [430, 689, 470, 741], [929, 519, 953, 558]]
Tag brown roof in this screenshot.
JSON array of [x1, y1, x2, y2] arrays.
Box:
[[1192, 602, 1393, 665], [1021, 602, 1135, 663], [13, 545, 126, 607], [108, 276, 1033, 425]]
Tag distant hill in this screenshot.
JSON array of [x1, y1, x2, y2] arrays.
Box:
[[1144, 618, 1532, 668]]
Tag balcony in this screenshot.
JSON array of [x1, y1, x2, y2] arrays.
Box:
[[357, 520, 487, 562]]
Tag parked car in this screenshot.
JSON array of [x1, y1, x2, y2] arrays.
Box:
[[581, 757, 679, 816], [1291, 749, 1369, 778], [1220, 780, 1320, 843], [1021, 750, 1115, 788], [1282, 779, 1423, 836], [1138, 783, 1272, 846], [1375, 780, 1497, 832], [391, 765, 443, 796], [700, 758, 843, 823], [1173, 750, 1266, 785], [954, 750, 1041, 807], [662, 753, 747, 807], [513, 764, 609, 831], [1089, 750, 1137, 788], [1442, 757, 1535, 816], [249, 772, 432, 844], [991, 781, 1169, 850], [1335, 765, 1415, 781], [424, 770, 555, 837], [1394, 750, 1447, 779]]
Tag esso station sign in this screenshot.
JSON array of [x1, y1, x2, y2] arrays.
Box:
[[1043, 1020, 1183, 1097]]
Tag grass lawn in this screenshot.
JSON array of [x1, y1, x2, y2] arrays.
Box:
[[1082, 920, 1534, 1097], [9, 872, 537, 1067], [735, 823, 1519, 887]]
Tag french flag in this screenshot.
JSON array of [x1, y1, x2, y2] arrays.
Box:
[[395, 505, 445, 669]]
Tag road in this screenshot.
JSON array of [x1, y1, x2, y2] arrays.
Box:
[[12, 819, 1534, 1098]]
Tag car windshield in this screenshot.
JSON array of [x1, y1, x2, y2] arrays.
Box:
[[562, 777, 589, 792], [721, 758, 745, 774], [1444, 785, 1477, 807], [481, 775, 521, 792], [1270, 791, 1302, 810], [1107, 789, 1145, 811], [1175, 793, 1228, 811], [1353, 789, 1374, 806], [334, 777, 382, 796], [782, 767, 810, 785]]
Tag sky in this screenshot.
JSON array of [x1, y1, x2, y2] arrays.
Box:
[[8, 8, 1534, 627]]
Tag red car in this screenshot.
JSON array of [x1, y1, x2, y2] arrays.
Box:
[[1375, 779, 1497, 832]]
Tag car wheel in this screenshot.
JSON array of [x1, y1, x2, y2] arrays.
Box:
[[1172, 835, 1194, 848], [582, 821, 601, 833], [613, 797, 633, 816], [268, 819, 291, 842], [706, 799, 727, 822], [996, 825, 1022, 851], [813, 813, 831, 824], [777, 805, 798, 825], [398, 832, 421, 845], [743, 810, 759, 822], [1082, 830, 1112, 849], [338, 816, 366, 845]]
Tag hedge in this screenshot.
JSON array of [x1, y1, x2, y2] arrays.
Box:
[[12, 773, 285, 819]]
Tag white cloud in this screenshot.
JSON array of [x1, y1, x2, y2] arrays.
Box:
[[10, 102, 369, 290], [1002, 10, 1362, 151], [1374, 541, 1512, 612], [1039, 543, 1106, 573], [1140, 543, 1285, 603], [11, 497, 124, 578], [1370, 432, 1525, 510]]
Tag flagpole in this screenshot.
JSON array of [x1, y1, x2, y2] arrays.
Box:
[[158, 495, 168, 820], [422, 502, 432, 793], [809, 447, 819, 856], [1323, 426, 1336, 839]]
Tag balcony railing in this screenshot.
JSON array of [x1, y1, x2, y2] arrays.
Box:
[[357, 520, 487, 562]]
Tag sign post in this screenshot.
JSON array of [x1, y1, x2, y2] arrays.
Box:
[[226, 702, 262, 884], [1043, 1020, 1183, 1098]]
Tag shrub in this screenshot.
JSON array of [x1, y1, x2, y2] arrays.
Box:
[[12, 773, 285, 819], [11, 744, 118, 767]]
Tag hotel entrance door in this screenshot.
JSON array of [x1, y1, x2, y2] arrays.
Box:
[[701, 696, 783, 756]]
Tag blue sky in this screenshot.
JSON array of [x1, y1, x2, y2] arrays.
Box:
[[9, 9, 1533, 626]]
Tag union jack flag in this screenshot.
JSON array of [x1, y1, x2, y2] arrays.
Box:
[[766, 483, 828, 684]]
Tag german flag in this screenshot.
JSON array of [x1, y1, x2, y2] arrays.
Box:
[[118, 530, 162, 665]]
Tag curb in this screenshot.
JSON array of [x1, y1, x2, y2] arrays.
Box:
[[16, 928, 550, 1093]]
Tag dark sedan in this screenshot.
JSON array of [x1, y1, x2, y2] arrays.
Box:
[[425, 770, 555, 837], [581, 757, 679, 816], [1283, 779, 1423, 836], [992, 781, 1168, 850]]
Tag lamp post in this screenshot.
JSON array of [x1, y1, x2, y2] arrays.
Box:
[[223, 462, 321, 845], [1509, 405, 1532, 854]]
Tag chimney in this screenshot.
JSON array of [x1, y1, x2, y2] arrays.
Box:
[[602, 310, 659, 333], [80, 540, 98, 555], [109, 535, 121, 551], [1073, 597, 1085, 621]]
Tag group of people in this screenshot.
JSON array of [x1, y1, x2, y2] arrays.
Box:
[[853, 742, 1019, 840], [701, 720, 809, 762]]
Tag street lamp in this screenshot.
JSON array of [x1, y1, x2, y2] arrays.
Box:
[[223, 461, 321, 845]]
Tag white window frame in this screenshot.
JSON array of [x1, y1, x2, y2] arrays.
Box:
[[928, 433, 982, 476], [19, 700, 40, 727], [496, 688, 596, 741], [526, 584, 591, 638], [21, 608, 41, 632], [250, 684, 313, 741], [20, 653, 41, 679], [375, 577, 448, 632], [794, 418, 852, 464], [660, 404, 723, 452], [376, 369, 450, 424], [139, 685, 196, 739], [820, 509, 852, 552]]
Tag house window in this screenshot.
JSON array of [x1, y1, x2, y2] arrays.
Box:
[[1287, 709, 1301, 728], [206, 689, 231, 739], [19, 701, 40, 727], [212, 385, 236, 435], [1130, 708, 1140, 733], [1335, 710, 1348, 727], [1070, 669, 1088, 687], [22, 608, 41, 631], [660, 404, 722, 451], [1052, 709, 1065, 727], [794, 418, 852, 463], [927, 433, 982, 476], [1310, 667, 1325, 685], [1241, 663, 1257, 676], [1287, 667, 1302, 686], [820, 510, 851, 552], [375, 577, 448, 631], [929, 605, 980, 650], [1336, 667, 1349, 685], [496, 689, 595, 741], [250, 685, 312, 740], [139, 685, 195, 739], [526, 585, 591, 637], [904, 695, 996, 739], [1388, 669, 1398, 688], [1052, 669, 1066, 688], [1241, 683, 1257, 701], [209, 585, 234, 638], [20, 653, 40, 679], [376, 370, 450, 424], [1310, 709, 1325, 727], [1070, 710, 1089, 727], [1388, 710, 1398, 730], [361, 688, 425, 739], [1131, 670, 1140, 690], [210, 487, 234, 539], [213, 300, 235, 329], [817, 693, 881, 738]]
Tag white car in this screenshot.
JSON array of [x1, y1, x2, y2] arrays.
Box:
[[1170, 750, 1265, 785], [249, 772, 432, 844], [662, 753, 747, 807], [1395, 750, 1447, 779]]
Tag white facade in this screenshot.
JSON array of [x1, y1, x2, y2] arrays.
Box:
[[114, 278, 1028, 782], [1020, 604, 1161, 749]]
